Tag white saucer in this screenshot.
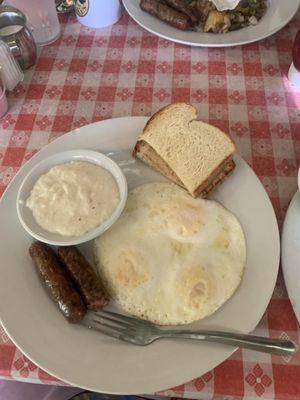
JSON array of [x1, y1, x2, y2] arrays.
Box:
[[282, 191, 300, 325]]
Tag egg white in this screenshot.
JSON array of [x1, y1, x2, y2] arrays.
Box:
[[94, 182, 246, 325]]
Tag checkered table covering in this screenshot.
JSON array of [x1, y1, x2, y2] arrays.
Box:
[[0, 8, 300, 400]]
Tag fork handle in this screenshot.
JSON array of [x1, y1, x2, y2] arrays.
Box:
[[159, 330, 296, 356]]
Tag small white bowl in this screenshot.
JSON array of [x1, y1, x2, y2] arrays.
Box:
[[16, 150, 128, 246]]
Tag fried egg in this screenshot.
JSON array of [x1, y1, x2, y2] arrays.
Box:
[[94, 182, 246, 325]]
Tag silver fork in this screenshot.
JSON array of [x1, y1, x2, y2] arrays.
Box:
[[88, 310, 296, 356]]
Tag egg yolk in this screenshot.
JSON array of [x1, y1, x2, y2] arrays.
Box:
[[115, 250, 149, 289]]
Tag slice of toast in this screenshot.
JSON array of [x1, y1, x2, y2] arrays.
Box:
[[133, 103, 236, 197]]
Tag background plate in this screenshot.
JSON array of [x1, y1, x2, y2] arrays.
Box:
[[123, 0, 300, 47], [0, 117, 279, 394], [282, 192, 300, 325]]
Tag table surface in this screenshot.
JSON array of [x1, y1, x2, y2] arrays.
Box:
[[0, 9, 300, 400]]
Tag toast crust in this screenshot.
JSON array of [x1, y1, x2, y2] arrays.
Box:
[[134, 140, 235, 197], [143, 103, 197, 134], [143, 102, 235, 152], [195, 159, 235, 198]]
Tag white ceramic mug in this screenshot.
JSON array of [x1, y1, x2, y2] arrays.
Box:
[[75, 0, 122, 28]]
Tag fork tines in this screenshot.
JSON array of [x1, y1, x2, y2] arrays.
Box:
[[90, 310, 143, 342]]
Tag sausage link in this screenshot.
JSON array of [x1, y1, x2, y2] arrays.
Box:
[[58, 246, 109, 311], [140, 0, 191, 30], [29, 242, 86, 323], [164, 0, 198, 23]]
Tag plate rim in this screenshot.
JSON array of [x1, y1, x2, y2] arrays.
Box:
[[122, 0, 300, 47], [281, 191, 300, 324], [0, 116, 280, 394]]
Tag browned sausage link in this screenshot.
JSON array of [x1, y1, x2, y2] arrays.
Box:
[[29, 242, 86, 323], [57, 246, 109, 311], [164, 0, 198, 23], [140, 0, 191, 30]]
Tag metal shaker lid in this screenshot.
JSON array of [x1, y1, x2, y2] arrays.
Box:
[[0, 5, 27, 40], [0, 4, 27, 27]]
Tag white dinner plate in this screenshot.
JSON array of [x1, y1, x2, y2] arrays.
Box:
[[123, 0, 300, 47], [0, 117, 279, 394], [282, 191, 300, 325]]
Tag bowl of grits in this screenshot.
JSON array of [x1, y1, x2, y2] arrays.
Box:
[[16, 150, 128, 246]]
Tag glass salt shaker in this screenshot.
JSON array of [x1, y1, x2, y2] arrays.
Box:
[[0, 76, 8, 119]]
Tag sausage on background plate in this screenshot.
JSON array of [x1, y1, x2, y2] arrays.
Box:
[[140, 0, 191, 30], [29, 242, 86, 323], [164, 0, 198, 23], [58, 246, 109, 311]]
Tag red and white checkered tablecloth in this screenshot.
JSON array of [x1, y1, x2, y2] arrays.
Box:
[[0, 8, 300, 399]]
